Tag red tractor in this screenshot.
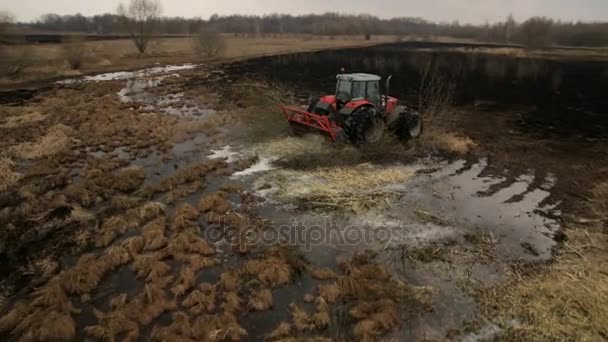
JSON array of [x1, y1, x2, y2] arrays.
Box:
[[279, 73, 422, 145]]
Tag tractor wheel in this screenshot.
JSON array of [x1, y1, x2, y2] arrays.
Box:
[[390, 107, 423, 142], [342, 106, 385, 145]]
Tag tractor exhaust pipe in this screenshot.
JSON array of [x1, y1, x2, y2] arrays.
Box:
[[384, 75, 392, 114]]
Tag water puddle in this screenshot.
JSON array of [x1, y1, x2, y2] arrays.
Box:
[[57, 64, 196, 84], [229, 155, 562, 340]]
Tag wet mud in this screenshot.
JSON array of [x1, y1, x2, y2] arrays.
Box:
[[0, 42, 604, 341]]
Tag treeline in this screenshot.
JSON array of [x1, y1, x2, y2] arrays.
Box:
[[14, 13, 608, 47]]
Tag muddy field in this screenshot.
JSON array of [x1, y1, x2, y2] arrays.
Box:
[[0, 42, 606, 341]]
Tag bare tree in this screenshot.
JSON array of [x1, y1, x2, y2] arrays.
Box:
[[62, 36, 86, 69], [193, 29, 226, 58], [0, 10, 15, 38], [117, 0, 162, 54]]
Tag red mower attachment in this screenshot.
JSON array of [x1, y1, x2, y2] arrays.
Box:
[[279, 104, 342, 141]]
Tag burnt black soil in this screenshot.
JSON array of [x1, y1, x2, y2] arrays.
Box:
[[221, 42, 608, 140]]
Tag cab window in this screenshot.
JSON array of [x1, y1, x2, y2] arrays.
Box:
[[336, 80, 351, 95], [352, 82, 366, 99], [366, 81, 380, 103]]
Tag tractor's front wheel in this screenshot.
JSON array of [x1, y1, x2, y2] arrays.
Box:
[[342, 106, 385, 145], [390, 107, 423, 142]]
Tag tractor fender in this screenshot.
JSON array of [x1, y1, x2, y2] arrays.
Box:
[[339, 100, 376, 115]]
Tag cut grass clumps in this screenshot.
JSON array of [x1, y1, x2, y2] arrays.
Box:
[[0, 157, 22, 191], [480, 228, 608, 340], [10, 124, 74, 159], [272, 164, 414, 213]]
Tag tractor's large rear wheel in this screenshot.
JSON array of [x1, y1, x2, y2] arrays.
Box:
[[390, 107, 423, 142], [342, 106, 385, 145]]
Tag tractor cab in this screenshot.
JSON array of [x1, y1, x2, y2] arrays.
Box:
[[335, 73, 382, 108]]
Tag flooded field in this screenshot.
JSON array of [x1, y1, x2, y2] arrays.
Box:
[[0, 42, 606, 341]]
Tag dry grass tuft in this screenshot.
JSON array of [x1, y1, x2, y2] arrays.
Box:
[[131, 283, 177, 325], [112, 167, 146, 193], [0, 303, 33, 333], [274, 164, 413, 212], [171, 203, 200, 230], [417, 130, 477, 155], [198, 191, 231, 213], [350, 299, 399, 341], [182, 283, 216, 314], [220, 292, 242, 314], [174, 253, 219, 272], [248, 288, 273, 311], [110, 293, 129, 309], [289, 303, 315, 332], [111, 195, 142, 210], [267, 322, 292, 340], [22, 310, 77, 340], [171, 267, 198, 297], [310, 267, 338, 280], [0, 157, 22, 191], [64, 184, 97, 208], [10, 124, 73, 159], [219, 270, 241, 292], [142, 217, 168, 251], [160, 180, 205, 205], [0, 111, 46, 128], [318, 283, 342, 304], [168, 230, 216, 256], [245, 256, 292, 288], [149, 160, 226, 195], [121, 236, 145, 256], [95, 202, 165, 247], [85, 307, 139, 342], [133, 253, 171, 283]]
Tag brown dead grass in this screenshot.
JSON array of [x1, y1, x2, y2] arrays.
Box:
[[350, 299, 399, 342], [168, 230, 216, 256], [132, 252, 171, 281], [245, 256, 292, 288], [248, 288, 273, 311], [182, 283, 217, 314], [310, 267, 338, 280], [160, 180, 205, 205], [417, 130, 477, 155], [170, 203, 200, 230], [171, 267, 197, 297], [0, 111, 46, 128], [146, 160, 225, 196], [142, 217, 168, 251], [10, 124, 74, 159], [0, 157, 21, 191], [95, 201, 165, 247], [481, 229, 608, 341], [267, 321, 292, 340], [1, 36, 390, 88], [220, 291, 243, 314], [219, 270, 241, 292], [198, 191, 231, 213], [112, 166, 146, 193]]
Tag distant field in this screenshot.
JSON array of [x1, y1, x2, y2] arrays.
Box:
[[0, 35, 394, 89], [1, 34, 606, 89]]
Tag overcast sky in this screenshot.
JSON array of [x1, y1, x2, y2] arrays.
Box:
[[4, 0, 607, 24]]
